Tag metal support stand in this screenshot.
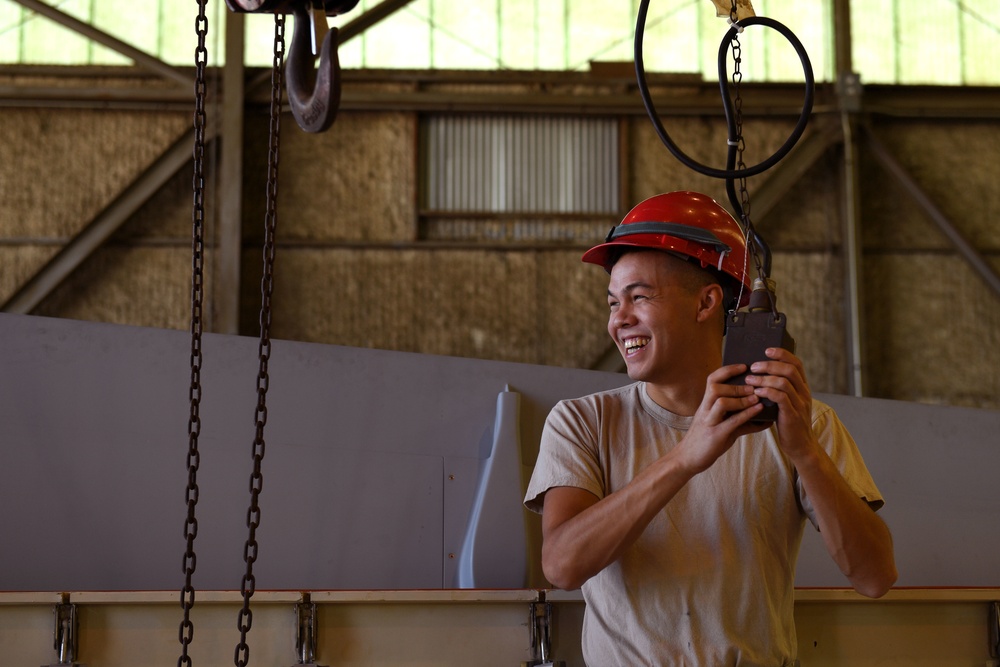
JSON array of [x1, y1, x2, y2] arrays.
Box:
[[42, 595, 85, 667], [521, 592, 565, 667], [989, 600, 999, 661], [292, 593, 327, 667]]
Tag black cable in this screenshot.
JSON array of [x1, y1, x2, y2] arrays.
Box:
[[634, 3, 814, 180], [634, 1, 816, 278]]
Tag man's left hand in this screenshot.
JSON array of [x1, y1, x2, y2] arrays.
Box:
[[743, 347, 818, 462]]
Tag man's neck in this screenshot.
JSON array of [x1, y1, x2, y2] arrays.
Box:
[[642, 352, 722, 416], [643, 377, 708, 416]]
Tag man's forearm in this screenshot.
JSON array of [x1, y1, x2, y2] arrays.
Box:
[[541, 450, 696, 590], [794, 446, 898, 597]]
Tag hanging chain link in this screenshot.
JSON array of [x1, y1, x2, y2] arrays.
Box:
[[729, 22, 752, 231], [234, 12, 285, 667], [179, 2, 209, 666], [729, 1, 773, 313]]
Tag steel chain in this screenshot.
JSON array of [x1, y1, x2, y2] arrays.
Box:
[[179, 2, 209, 666], [234, 12, 285, 667], [729, 3, 770, 299]]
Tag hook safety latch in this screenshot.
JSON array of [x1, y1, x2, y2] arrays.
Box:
[[225, 0, 360, 133]]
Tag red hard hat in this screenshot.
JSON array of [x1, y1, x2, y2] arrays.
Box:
[[583, 191, 751, 305]]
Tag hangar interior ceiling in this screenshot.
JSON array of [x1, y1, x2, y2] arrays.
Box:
[[1, 0, 999, 410]]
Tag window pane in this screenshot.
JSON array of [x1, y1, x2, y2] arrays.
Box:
[[852, 0, 896, 83], [961, 0, 994, 85], [0, 3, 24, 61], [20, 0, 91, 64], [0, 0, 995, 86], [499, 0, 541, 70], [432, 0, 498, 69], [897, 0, 961, 84]]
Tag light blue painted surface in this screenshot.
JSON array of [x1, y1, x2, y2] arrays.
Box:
[[1, 312, 998, 591]]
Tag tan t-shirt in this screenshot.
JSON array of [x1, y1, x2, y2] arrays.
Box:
[[524, 382, 883, 667]]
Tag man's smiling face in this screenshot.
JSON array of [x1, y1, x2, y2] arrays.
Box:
[[607, 251, 714, 386]]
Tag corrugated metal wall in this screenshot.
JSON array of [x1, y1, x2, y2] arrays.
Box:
[[423, 115, 619, 215]]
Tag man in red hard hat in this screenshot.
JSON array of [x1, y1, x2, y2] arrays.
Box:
[[524, 191, 896, 666]]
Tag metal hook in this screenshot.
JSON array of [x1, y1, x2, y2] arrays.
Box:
[[285, 3, 342, 133]]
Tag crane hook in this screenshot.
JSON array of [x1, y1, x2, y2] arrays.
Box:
[[285, 3, 342, 133]]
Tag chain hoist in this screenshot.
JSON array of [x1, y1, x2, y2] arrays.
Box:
[[178, 0, 209, 665], [634, 0, 815, 290], [635, 0, 810, 422], [715, 0, 796, 422], [724, 1, 772, 313]]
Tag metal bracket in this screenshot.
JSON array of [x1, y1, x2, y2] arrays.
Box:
[[989, 600, 999, 659], [42, 595, 86, 667], [292, 593, 327, 667], [521, 592, 566, 667], [836, 70, 863, 113], [225, 1, 359, 15]]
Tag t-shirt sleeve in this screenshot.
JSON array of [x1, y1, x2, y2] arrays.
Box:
[[523, 399, 606, 514], [798, 401, 885, 530]]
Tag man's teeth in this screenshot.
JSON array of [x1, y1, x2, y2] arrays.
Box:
[[624, 337, 650, 354]]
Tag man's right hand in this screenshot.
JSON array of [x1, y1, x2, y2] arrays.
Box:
[[676, 363, 767, 474]]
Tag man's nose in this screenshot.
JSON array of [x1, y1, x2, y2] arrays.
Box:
[[612, 302, 635, 328]]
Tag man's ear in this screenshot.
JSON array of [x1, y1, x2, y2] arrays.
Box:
[[695, 283, 725, 323]]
